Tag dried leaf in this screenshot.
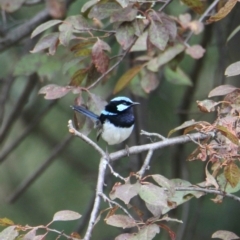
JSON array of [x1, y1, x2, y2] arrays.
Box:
[[181, 0, 205, 14], [53, 210, 81, 221], [0, 218, 14, 226], [215, 125, 239, 146], [185, 45, 205, 59], [205, 162, 219, 189], [30, 33, 59, 54], [212, 230, 240, 240], [92, 39, 110, 74], [141, 70, 160, 93], [225, 61, 240, 77], [23, 228, 37, 240], [148, 20, 169, 51], [110, 6, 138, 23], [132, 224, 160, 240], [70, 68, 88, 86], [0, 226, 18, 240], [115, 22, 135, 50], [39, 84, 72, 99], [217, 173, 240, 193], [113, 65, 144, 94], [115, 233, 132, 240], [207, 0, 238, 23], [224, 162, 240, 188], [31, 20, 62, 38], [196, 99, 220, 113], [105, 215, 137, 229], [208, 85, 238, 97], [168, 119, 196, 137]]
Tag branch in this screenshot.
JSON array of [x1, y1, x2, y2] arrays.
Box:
[[173, 187, 240, 203], [137, 150, 153, 177]]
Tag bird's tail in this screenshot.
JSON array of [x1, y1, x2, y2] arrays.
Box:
[[71, 105, 99, 121]]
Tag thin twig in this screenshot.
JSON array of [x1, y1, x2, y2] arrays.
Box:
[[107, 163, 126, 181], [141, 130, 166, 140], [184, 0, 220, 43], [137, 150, 153, 178]]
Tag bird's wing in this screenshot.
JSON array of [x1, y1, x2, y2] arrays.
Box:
[[71, 105, 99, 121]]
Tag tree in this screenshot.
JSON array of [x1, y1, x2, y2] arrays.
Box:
[[1, 0, 240, 240]]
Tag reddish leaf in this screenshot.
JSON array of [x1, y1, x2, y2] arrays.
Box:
[[212, 230, 240, 240], [88, 2, 121, 20], [207, 0, 238, 23], [185, 45, 205, 59], [225, 61, 240, 77], [92, 39, 110, 74], [39, 84, 72, 99], [110, 6, 138, 23], [181, 0, 205, 14], [31, 20, 63, 38], [224, 162, 240, 188], [148, 20, 169, 51], [53, 210, 81, 221], [105, 215, 137, 229], [113, 65, 144, 94], [30, 33, 59, 54], [115, 22, 135, 50], [208, 85, 238, 97], [205, 162, 219, 189]]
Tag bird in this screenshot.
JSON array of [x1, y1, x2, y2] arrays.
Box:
[[71, 96, 139, 145]]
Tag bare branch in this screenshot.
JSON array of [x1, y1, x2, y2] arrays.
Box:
[[140, 130, 166, 141], [137, 150, 153, 178]]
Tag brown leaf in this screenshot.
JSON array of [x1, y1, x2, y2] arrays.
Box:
[[216, 125, 239, 146], [212, 230, 240, 240], [207, 0, 238, 23], [185, 45, 205, 59], [113, 65, 144, 94], [105, 215, 137, 229], [141, 70, 160, 93], [224, 162, 240, 188], [205, 162, 219, 189], [208, 85, 238, 97], [181, 0, 205, 14], [110, 6, 138, 23], [39, 84, 72, 99], [168, 120, 197, 137], [196, 99, 220, 113], [70, 69, 88, 86], [92, 39, 110, 74]]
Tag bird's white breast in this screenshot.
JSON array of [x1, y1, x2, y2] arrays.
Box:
[[101, 120, 134, 145]]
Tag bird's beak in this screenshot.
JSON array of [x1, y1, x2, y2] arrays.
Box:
[[132, 102, 140, 106]]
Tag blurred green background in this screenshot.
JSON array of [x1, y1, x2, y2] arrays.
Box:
[[1, 0, 240, 239]]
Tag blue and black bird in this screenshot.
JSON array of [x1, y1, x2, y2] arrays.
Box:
[[71, 96, 139, 145]]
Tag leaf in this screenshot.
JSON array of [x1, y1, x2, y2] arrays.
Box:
[[212, 230, 240, 240], [205, 162, 219, 189], [217, 173, 240, 193], [70, 68, 88, 86], [59, 23, 73, 46], [225, 61, 240, 77], [130, 224, 160, 240], [105, 215, 137, 229], [224, 162, 240, 188], [139, 184, 168, 207], [0, 218, 14, 226], [31, 20, 63, 38], [196, 99, 220, 113], [168, 119, 196, 137], [110, 6, 138, 23], [207, 0, 238, 23], [92, 39, 110, 74], [145, 203, 162, 218], [66, 15, 90, 30], [115, 22, 135, 50], [147, 44, 185, 72], [109, 182, 140, 204], [152, 174, 175, 196], [227, 25, 240, 42], [208, 85, 238, 97], [115, 233, 132, 240], [181, 0, 205, 14], [185, 45, 205, 59], [81, 0, 99, 13], [39, 84, 72, 100], [0, 226, 18, 240], [164, 66, 192, 86], [113, 65, 144, 94], [0, 0, 26, 12], [115, 0, 129, 8], [131, 31, 148, 52], [88, 2, 121, 20], [140, 70, 160, 93], [148, 20, 169, 51], [23, 228, 37, 240], [53, 210, 82, 221], [215, 125, 239, 146], [30, 33, 59, 54]]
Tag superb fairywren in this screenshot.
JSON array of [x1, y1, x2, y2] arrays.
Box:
[[71, 96, 139, 145]]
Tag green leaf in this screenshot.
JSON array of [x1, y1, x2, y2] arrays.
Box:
[[148, 20, 169, 51], [164, 66, 192, 86], [31, 20, 62, 38], [217, 173, 240, 193], [113, 65, 144, 94], [53, 210, 82, 221], [0, 0, 25, 12], [140, 69, 159, 93]]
